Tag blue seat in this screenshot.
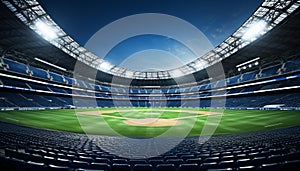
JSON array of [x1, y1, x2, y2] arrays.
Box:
[[133, 164, 153, 171], [69, 160, 89, 169], [218, 160, 235, 168], [207, 168, 234, 171], [101, 154, 115, 160], [236, 158, 251, 166], [148, 159, 164, 166], [178, 163, 199, 171], [260, 163, 282, 171], [7, 158, 26, 171], [52, 158, 71, 167], [26, 161, 46, 171], [186, 158, 202, 164], [30, 66, 49, 79], [200, 162, 218, 170], [27, 153, 44, 163], [164, 155, 178, 160], [78, 156, 94, 163], [112, 163, 131, 171], [46, 164, 70, 171], [94, 157, 110, 164], [267, 154, 282, 163], [112, 158, 128, 164], [166, 159, 184, 166], [89, 162, 111, 171], [156, 164, 176, 171], [180, 154, 195, 161], [251, 156, 266, 166], [203, 156, 219, 163], [283, 160, 300, 170], [3, 58, 27, 75], [284, 151, 300, 161], [76, 169, 106, 171], [130, 159, 147, 165], [238, 165, 257, 170]]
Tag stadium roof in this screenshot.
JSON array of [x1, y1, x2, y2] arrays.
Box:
[[0, 0, 300, 82]]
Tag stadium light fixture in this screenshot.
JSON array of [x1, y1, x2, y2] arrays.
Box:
[[170, 69, 184, 78], [34, 57, 66, 71], [242, 20, 267, 41], [236, 57, 260, 68], [99, 61, 113, 70], [194, 60, 208, 70], [35, 20, 58, 40]]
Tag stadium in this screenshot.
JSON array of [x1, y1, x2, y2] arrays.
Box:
[[0, 0, 300, 170]]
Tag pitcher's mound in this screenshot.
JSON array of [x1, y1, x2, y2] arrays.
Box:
[[124, 118, 180, 126]]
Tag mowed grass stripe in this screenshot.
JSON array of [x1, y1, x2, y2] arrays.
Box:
[[0, 108, 299, 137], [214, 110, 300, 134]]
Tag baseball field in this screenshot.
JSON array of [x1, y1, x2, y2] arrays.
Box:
[[0, 108, 299, 137]]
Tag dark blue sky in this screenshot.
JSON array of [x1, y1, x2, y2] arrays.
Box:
[[39, 0, 262, 47], [38, 0, 263, 69]]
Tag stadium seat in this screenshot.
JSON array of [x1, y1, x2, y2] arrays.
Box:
[[46, 164, 70, 171], [112, 158, 128, 164], [200, 162, 218, 170], [238, 165, 257, 170], [53, 158, 71, 167], [69, 160, 89, 169], [129, 159, 148, 165], [89, 162, 111, 171], [166, 159, 184, 167], [26, 161, 46, 171], [148, 159, 164, 166], [218, 160, 235, 168], [7, 158, 26, 171], [133, 164, 153, 171], [283, 160, 300, 170], [112, 163, 131, 171], [186, 158, 202, 164], [156, 164, 176, 171], [259, 163, 282, 171], [236, 158, 251, 166], [178, 163, 199, 171]]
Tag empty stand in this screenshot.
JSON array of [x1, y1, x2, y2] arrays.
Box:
[[0, 121, 299, 171]]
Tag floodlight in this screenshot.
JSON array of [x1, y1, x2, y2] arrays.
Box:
[[124, 70, 134, 77], [242, 20, 267, 41], [99, 61, 112, 70], [194, 60, 208, 69], [35, 20, 58, 40], [170, 69, 184, 78], [238, 68, 241, 72], [236, 57, 260, 68]]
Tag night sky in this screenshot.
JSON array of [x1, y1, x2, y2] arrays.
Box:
[[38, 0, 263, 70]]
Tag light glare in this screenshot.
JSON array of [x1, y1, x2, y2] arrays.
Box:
[[35, 21, 58, 40], [242, 21, 267, 41], [99, 61, 112, 70]]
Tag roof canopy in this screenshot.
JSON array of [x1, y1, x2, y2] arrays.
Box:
[[2, 0, 300, 80]]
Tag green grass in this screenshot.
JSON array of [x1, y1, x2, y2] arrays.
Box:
[[0, 108, 299, 137]]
